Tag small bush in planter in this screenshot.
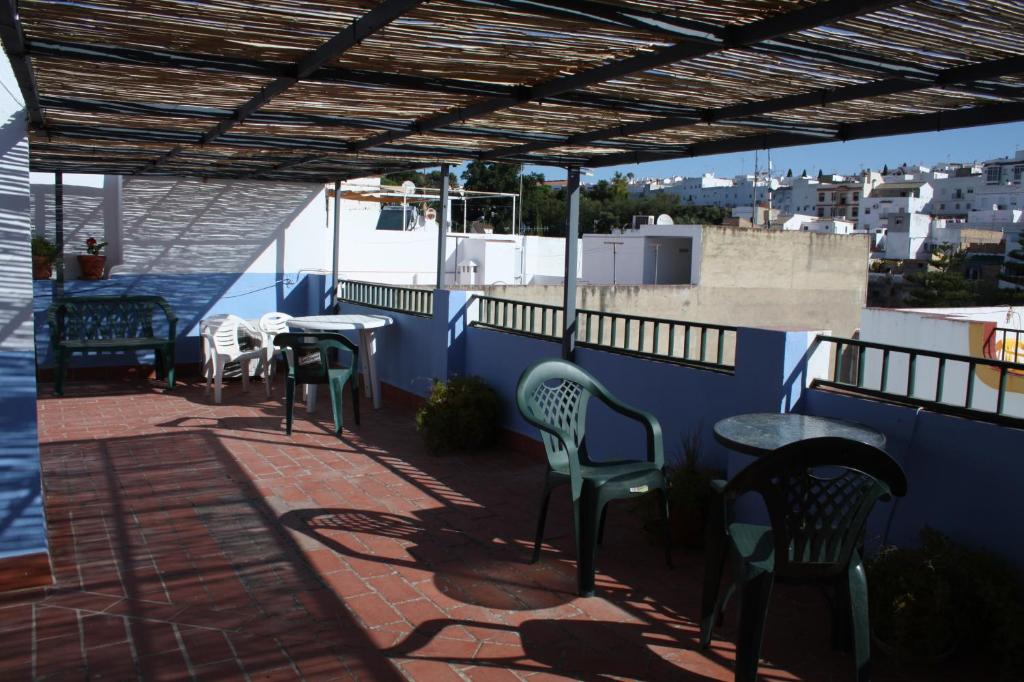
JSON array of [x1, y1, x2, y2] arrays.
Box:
[[31, 236, 58, 279], [415, 376, 500, 454], [868, 528, 1024, 676], [638, 428, 722, 548]]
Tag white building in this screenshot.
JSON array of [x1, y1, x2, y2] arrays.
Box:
[[335, 180, 574, 286], [581, 224, 701, 285], [628, 172, 781, 209], [860, 181, 933, 234], [796, 218, 858, 235]]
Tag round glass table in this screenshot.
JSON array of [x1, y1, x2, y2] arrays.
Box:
[[713, 413, 886, 457]]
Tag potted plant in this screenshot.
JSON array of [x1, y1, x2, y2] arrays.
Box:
[[637, 428, 721, 548], [868, 529, 1024, 677], [415, 376, 500, 455], [665, 430, 719, 547], [31, 235, 58, 280], [77, 236, 108, 279]]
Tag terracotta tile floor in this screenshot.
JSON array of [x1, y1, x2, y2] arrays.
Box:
[[4, 376, 973, 680]]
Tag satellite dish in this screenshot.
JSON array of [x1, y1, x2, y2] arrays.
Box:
[[656, 214, 673, 225], [401, 180, 416, 195]]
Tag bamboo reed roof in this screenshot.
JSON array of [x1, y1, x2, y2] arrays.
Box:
[[2, 0, 1023, 182]]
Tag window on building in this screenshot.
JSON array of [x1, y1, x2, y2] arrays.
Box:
[[986, 166, 1001, 184], [852, 207, 859, 217], [967, 188, 974, 194], [865, 208, 871, 214], [853, 192, 859, 201], [955, 203, 960, 209], [817, 208, 824, 217], [1014, 166, 1024, 184], [940, 203, 945, 209], [818, 193, 824, 202], [900, 191, 907, 197]]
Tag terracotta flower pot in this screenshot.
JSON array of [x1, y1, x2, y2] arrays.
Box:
[[32, 256, 53, 280], [78, 255, 106, 279]]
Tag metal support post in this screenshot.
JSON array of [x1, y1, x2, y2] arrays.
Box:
[[331, 179, 340, 311], [562, 167, 581, 360], [55, 170, 64, 297], [436, 163, 449, 290]]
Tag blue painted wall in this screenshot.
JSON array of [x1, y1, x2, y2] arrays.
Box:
[[0, 351, 45, 560], [33, 271, 329, 367], [0, 112, 46, 562], [804, 388, 1024, 566]]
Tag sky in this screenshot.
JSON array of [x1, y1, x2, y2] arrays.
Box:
[[507, 121, 1024, 183]]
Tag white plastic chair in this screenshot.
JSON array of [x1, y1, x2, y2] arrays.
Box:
[[258, 312, 293, 393], [202, 315, 267, 404]]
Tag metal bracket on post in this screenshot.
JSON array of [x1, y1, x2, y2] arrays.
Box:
[[562, 166, 581, 360], [436, 163, 449, 291]]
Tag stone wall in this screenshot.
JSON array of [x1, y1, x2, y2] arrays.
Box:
[[457, 227, 870, 337]]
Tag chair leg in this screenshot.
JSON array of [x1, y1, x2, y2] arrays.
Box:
[[848, 555, 871, 682], [350, 377, 361, 426], [264, 355, 273, 398], [577, 488, 601, 598], [240, 360, 250, 392], [531, 477, 556, 564], [735, 572, 775, 682], [285, 377, 295, 435], [658, 487, 673, 568], [597, 504, 608, 546], [165, 347, 175, 390], [153, 350, 164, 380], [213, 359, 224, 404], [329, 377, 344, 437], [700, 525, 729, 649]]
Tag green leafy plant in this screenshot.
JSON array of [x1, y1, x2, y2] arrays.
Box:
[[638, 427, 721, 548], [31, 235, 58, 263], [415, 376, 500, 454], [868, 528, 1024, 676], [665, 429, 719, 547]]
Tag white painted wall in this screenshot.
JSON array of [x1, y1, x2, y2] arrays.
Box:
[[859, 307, 1024, 417]]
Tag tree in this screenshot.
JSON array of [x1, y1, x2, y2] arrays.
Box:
[[817, 169, 824, 180], [882, 164, 890, 175], [786, 168, 793, 177], [461, 161, 524, 233], [800, 169, 807, 178], [999, 231, 1024, 288], [382, 168, 456, 189]]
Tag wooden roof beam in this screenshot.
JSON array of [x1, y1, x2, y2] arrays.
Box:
[[345, 0, 912, 155], [137, 0, 426, 173], [480, 53, 1024, 162], [0, 0, 45, 126], [586, 101, 1024, 168]]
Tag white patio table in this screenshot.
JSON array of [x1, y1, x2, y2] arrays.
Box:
[[287, 314, 394, 411]]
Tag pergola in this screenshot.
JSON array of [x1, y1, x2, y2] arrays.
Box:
[[3, 0, 1023, 354]]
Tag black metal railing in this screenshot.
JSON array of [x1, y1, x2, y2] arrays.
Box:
[[813, 335, 1024, 421], [337, 280, 433, 317], [473, 295, 736, 369], [986, 326, 1024, 364]]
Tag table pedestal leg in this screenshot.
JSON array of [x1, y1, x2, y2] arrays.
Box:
[[359, 329, 382, 409], [306, 384, 317, 413]]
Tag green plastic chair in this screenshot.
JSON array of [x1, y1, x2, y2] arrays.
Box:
[[699, 436, 907, 682], [274, 332, 360, 437], [516, 358, 671, 597]]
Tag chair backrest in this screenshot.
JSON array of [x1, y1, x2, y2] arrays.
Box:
[[208, 315, 246, 357], [273, 332, 357, 385], [726, 436, 907, 578], [259, 312, 293, 338], [516, 359, 604, 471]]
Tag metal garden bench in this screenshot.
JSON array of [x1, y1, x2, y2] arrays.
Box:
[[47, 295, 177, 395]]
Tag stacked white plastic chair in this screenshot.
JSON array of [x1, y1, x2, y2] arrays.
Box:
[[202, 314, 267, 404], [258, 312, 293, 394]]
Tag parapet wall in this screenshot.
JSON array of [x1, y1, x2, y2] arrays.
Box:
[[459, 229, 870, 336]]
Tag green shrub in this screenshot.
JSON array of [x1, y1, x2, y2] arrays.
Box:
[[415, 376, 500, 454], [31, 235, 58, 262], [868, 528, 1024, 676]]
